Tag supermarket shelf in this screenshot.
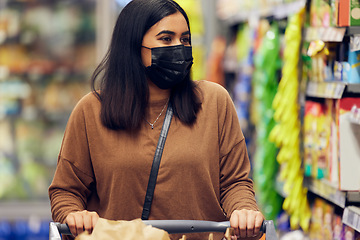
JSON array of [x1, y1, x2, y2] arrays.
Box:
[[305, 27, 346, 42], [348, 192, 360, 202], [304, 177, 346, 208], [0, 201, 51, 220], [305, 26, 360, 42], [347, 83, 360, 94], [306, 81, 347, 99], [218, 0, 305, 25], [342, 206, 360, 232], [304, 177, 360, 208], [345, 26, 360, 36]]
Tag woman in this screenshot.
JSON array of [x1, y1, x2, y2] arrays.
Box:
[[48, 0, 264, 239]]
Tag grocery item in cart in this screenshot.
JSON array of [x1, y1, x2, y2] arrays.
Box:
[[74, 218, 170, 240]]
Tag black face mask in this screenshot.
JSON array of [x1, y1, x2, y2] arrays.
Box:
[[143, 45, 193, 89]]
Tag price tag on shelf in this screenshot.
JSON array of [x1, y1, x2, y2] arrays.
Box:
[[350, 34, 360, 52], [306, 81, 317, 96], [306, 27, 346, 42], [343, 207, 360, 232], [306, 82, 346, 99], [333, 191, 346, 208], [318, 83, 326, 97], [334, 83, 346, 98], [325, 82, 335, 97]]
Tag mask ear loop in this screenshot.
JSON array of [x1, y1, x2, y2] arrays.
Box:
[[142, 46, 151, 50]]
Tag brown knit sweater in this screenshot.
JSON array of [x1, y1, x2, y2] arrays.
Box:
[[48, 80, 259, 240]]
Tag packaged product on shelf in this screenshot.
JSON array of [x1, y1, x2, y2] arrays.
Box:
[[326, 99, 339, 185], [308, 198, 337, 240], [316, 104, 332, 179], [233, 24, 253, 136], [307, 40, 332, 82], [332, 42, 348, 83], [304, 100, 331, 179], [343, 225, 356, 240], [251, 21, 283, 221], [12, 219, 49, 240], [0, 220, 12, 240], [0, 153, 17, 200], [309, 198, 324, 240], [350, 105, 360, 124], [338, 0, 360, 26], [304, 101, 318, 177], [337, 97, 360, 191], [342, 50, 360, 84], [310, 0, 332, 27], [330, 0, 339, 27], [333, 213, 343, 240], [323, 202, 335, 240]]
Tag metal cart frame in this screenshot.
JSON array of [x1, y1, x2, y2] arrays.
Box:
[[49, 220, 278, 240]]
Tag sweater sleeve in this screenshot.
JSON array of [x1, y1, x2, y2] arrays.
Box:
[[48, 97, 95, 223], [217, 86, 259, 218]]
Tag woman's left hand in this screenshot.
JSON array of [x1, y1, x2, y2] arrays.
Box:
[[230, 209, 264, 239]]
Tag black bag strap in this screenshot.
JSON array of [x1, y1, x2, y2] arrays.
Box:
[[141, 103, 173, 220]]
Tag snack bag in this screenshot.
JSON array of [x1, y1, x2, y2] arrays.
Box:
[[75, 218, 170, 240]]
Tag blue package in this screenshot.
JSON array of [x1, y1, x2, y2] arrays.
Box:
[[0, 221, 12, 240], [343, 50, 360, 83]]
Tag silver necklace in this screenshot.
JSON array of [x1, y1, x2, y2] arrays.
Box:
[[145, 99, 169, 129]]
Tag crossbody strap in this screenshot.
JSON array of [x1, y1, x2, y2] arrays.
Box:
[[141, 103, 173, 220]]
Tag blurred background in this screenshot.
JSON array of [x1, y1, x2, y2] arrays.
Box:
[[0, 0, 360, 239]]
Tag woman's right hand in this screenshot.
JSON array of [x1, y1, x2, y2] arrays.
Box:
[[65, 210, 99, 236]]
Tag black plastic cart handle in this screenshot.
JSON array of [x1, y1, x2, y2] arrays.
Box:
[[49, 220, 277, 240]]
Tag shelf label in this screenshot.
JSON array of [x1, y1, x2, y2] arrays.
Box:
[[350, 35, 360, 52], [306, 27, 346, 42], [306, 81, 345, 99], [334, 83, 346, 98], [306, 178, 346, 208], [343, 207, 360, 232]]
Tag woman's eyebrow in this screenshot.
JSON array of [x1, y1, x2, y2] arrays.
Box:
[[156, 30, 175, 36], [156, 30, 190, 36], [181, 31, 190, 36]]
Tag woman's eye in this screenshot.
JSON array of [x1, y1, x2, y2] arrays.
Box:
[[181, 37, 190, 44], [160, 36, 172, 42]]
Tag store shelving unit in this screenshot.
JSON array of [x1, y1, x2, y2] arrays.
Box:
[[306, 81, 360, 99], [218, 0, 360, 233], [305, 27, 346, 42], [305, 25, 360, 43], [217, 0, 306, 24], [343, 206, 360, 232], [306, 81, 346, 99], [276, 176, 360, 232], [304, 78, 360, 232], [304, 177, 347, 208], [0, 201, 51, 221], [303, 177, 360, 232], [0, 0, 97, 224]]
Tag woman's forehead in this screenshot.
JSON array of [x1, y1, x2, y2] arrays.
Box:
[[148, 12, 189, 34]]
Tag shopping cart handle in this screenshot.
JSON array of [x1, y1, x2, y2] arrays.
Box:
[[50, 220, 277, 239], [144, 220, 265, 234]]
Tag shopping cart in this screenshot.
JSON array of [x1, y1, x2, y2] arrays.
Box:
[[49, 219, 278, 240]]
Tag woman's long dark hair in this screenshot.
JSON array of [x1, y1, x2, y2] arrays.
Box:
[[91, 0, 201, 130]]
